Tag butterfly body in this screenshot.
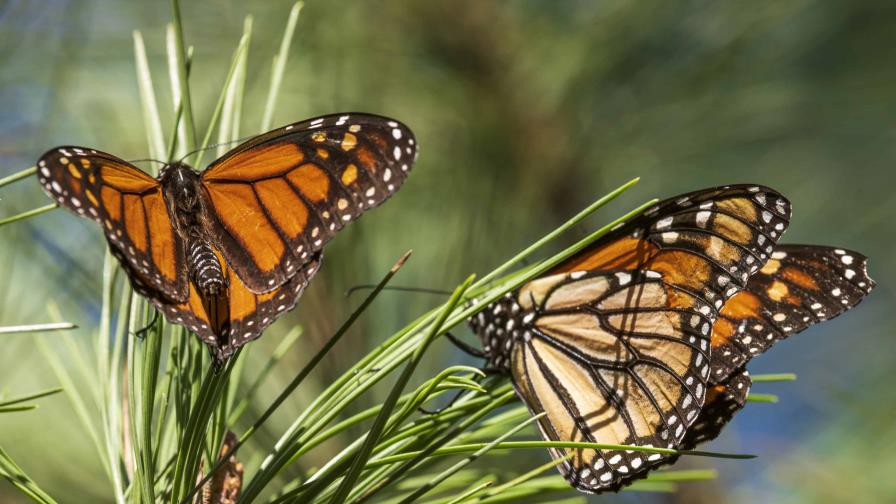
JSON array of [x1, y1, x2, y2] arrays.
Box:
[[38, 113, 417, 363], [188, 241, 226, 296], [156, 163, 225, 295], [159, 162, 209, 237]]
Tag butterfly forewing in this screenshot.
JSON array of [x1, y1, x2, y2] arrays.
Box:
[[710, 245, 874, 383], [201, 113, 417, 293], [37, 147, 189, 302], [553, 185, 792, 316], [505, 270, 711, 493]]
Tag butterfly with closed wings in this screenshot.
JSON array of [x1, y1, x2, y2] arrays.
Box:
[[38, 113, 417, 364], [466, 185, 874, 493], [468, 184, 792, 492]]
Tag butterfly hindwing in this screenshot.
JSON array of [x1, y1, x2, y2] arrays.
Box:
[[680, 368, 751, 450], [644, 245, 874, 467], [154, 251, 322, 363], [37, 147, 188, 303], [200, 113, 417, 293], [710, 245, 874, 383]]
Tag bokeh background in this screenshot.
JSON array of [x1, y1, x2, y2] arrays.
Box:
[[1, 0, 894, 502]]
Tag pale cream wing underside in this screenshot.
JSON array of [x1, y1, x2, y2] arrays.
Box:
[[510, 270, 710, 492]]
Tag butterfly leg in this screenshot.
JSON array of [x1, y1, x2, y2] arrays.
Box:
[[444, 332, 486, 359], [418, 388, 469, 415], [417, 369, 502, 415], [134, 308, 160, 339]]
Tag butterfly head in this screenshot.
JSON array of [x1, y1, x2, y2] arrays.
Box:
[[159, 162, 202, 212]]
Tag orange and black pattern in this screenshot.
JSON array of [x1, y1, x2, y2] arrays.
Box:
[[468, 184, 792, 493], [710, 245, 874, 384], [653, 245, 874, 469], [473, 270, 716, 493], [202, 113, 417, 292], [38, 113, 416, 363], [38, 148, 189, 302]]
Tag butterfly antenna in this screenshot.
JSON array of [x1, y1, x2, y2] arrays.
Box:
[[176, 134, 258, 166], [444, 332, 486, 359], [418, 387, 470, 415], [128, 158, 168, 166], [418, 369, 500, 415], [344, 285, 453, 298]]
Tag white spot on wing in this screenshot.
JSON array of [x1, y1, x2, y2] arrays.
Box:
[[615, 272, 631, 285], [695, 211, 711, 227]]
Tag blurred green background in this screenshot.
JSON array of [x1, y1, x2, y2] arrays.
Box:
[[1, 0, 894, 502]]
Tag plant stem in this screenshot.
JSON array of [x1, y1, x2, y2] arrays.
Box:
[[751, 373, 797, 382], [260, 1, 303, 131], [0, 322, 75, 334], [471, 176, 640, 290], [0, 166, 36, 188], [185, 251, 413, 504], [0, 204, 57, 227], [327, 275, 475, 503], [168, 0, 196, 156]]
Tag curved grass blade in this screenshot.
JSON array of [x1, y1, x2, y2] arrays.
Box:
[[182, 251, 413, 504], [0, 445, 58, 504], [396, 413, 545, 503], [260, 1, 303, 131], [326, 275, 476, 503]]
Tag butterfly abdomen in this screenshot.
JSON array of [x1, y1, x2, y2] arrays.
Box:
[[189, 241, 226, 295]]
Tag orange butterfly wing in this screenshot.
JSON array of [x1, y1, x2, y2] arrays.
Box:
[[710, 245, 874, 384], [655, 245, 874, 462], [154, 248, 322, 363], [552, 185, 792, 314], [37, 147, 188, 302], [200, 113, 416, 293]]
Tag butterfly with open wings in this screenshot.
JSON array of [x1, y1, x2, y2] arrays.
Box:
[[38, 113, 417, 364], [466, 185, 874, 493]]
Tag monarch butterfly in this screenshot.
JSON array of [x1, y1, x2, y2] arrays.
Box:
[[468, 184, 793, 492], [38, 113, 417, 364]]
